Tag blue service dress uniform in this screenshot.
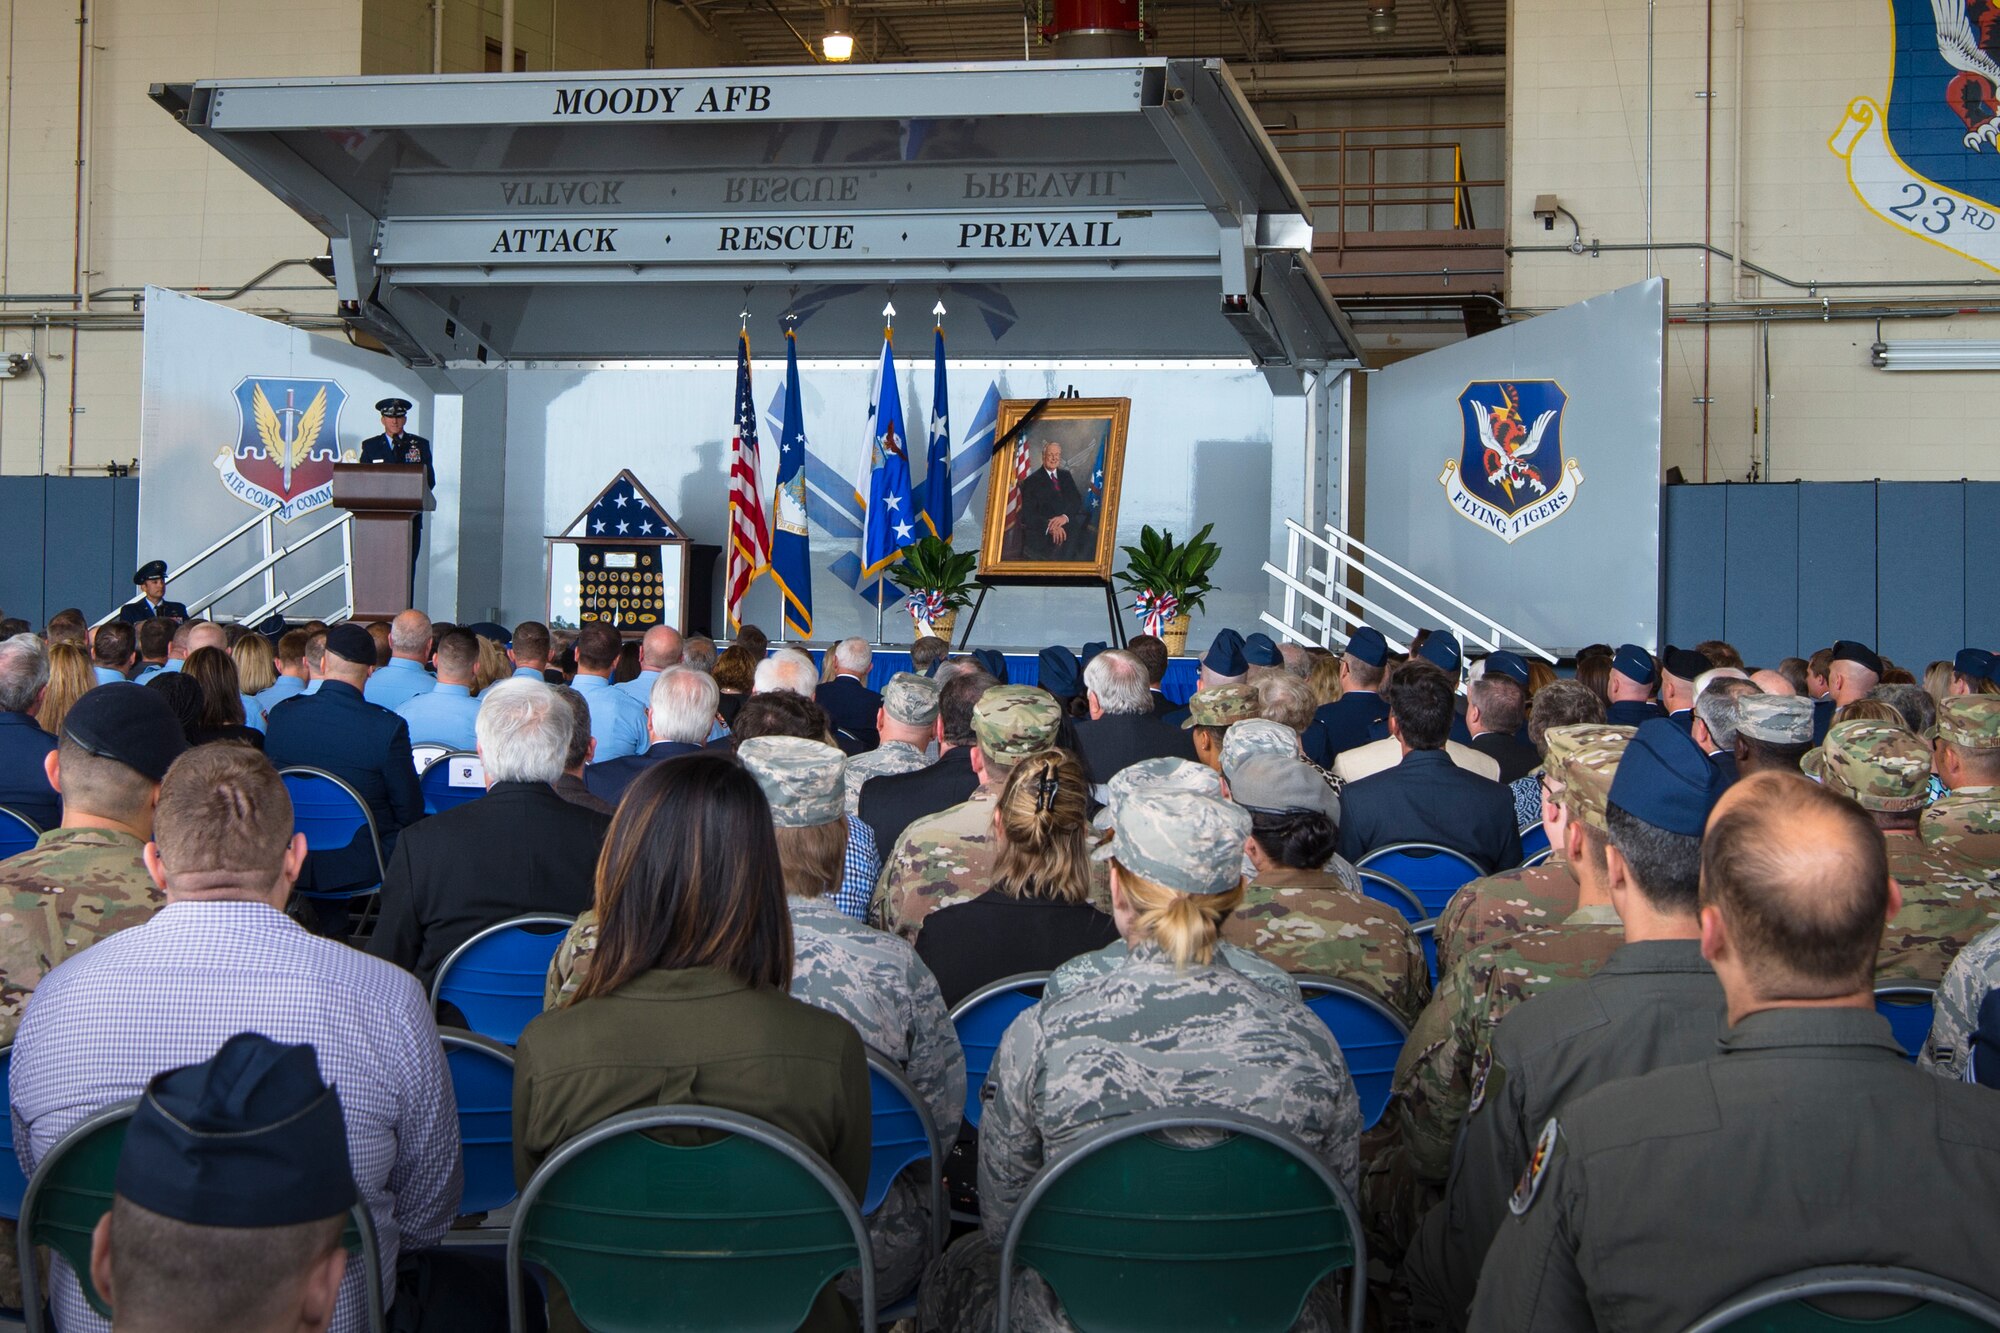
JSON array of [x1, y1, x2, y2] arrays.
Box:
[[358, 430, 434, 600]]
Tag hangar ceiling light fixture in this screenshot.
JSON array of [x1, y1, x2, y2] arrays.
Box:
[[821, 4, 855, 61], [1367, 0, 1397, 37]]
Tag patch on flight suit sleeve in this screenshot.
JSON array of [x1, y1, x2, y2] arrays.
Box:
[[1509, 1118, 1559, 1216]]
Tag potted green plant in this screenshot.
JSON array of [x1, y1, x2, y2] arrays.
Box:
[[891, 535, 980, 642], [1114, 523, 1221, 655]]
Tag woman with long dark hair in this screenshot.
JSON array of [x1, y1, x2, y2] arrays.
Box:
[[182, 646, 264, 749], [513, 753, 870, 1333]]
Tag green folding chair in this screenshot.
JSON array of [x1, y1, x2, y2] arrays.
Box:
[[1681, 1265, 2000, 1331], [996, 1108, 1365, 1333], [17, 1098, 385, 1333], [506, 1105, 875, 1333]]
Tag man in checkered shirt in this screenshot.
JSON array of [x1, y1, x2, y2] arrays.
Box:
[[10, 744, 463, 1333]]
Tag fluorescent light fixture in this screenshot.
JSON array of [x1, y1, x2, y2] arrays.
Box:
[[1871, 339, 2000, 371], [821, 5, 855, 61], [1367, 2, 1396, 36]]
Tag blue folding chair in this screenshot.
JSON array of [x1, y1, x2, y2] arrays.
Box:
[[440, 1028, 518, 1217], [1874, 983, 1938, 1064], [420, 750, 487, 816], [1520, 845, 1556, 869], [1295, 976, 1410, 1130], [0, 1044, 26, 1221], [949, 973, 1048, 1129], [277, 767, 385, 901], [1357, 843, 1489, 920], [864, 1049, 946, 1315], [1518, 822, 1550, 864], [1682, 1264, 2000, 1332], [430, 914, 575, 1045], [0, 807, 40, 862], [410, 743, 451, 774], [1358, 870, 1426, 925]]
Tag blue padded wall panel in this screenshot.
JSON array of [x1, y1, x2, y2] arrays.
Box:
[[1721, 484, 1799, 667], [1663, 485, 1727, 649], [1877, 484, 1964, 670], [110, 477, 140, 607], [1798, 483, 1876, 656], [0, 478, 46, 627], [1967, 485, 2000, 649], [41, 479, 117, 624]]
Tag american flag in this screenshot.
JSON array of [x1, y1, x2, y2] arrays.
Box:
[[1003, 432, 1033, 530], [726, 330, 771, 630]]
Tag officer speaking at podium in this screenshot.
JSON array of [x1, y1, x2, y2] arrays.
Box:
[[358, 397, 434, 605]]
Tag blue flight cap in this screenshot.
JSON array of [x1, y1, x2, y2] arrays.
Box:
[[1202, 629, 1247, 678], [1079, 641, 1109, 671], [1242, 632, 1283, 668], [117, 1032, 354, 1229], [1607, 718, 1725, 837], [464, 621, 512, 647], [1613, 643, 1658, 687], [1418, 631, 1461, 674], [969, 648, 1009, 681], [1954, 648, 1995, 684], [1038, 645, 1082, 699], [1344, 626, 1389, 669], [1483, 651, 1530, 688]]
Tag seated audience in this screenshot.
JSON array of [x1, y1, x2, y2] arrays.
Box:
[[1508, 678, 1605, 829], [92, 1033, 353, 1333], [91, 621, 136, 685], [132, 618, 172, 682], [712, 641, 758, 724], [182, 621, 264, 728], [0, 634, 61, 828], [1463, 654, 1538, 783], [231, 630, 277, 698], [1871, 680, 1938, 737], [1336, 664, 1522, 871], [565, 624, 649, 760], [756, 645, 821, 699], [394, 628, 482, 750], [914, 748, 1122, 1008], [260, 629, 312, 707], [910, 634, 949, 677], [363, 610, 435, 711], [1253, 670, 1319, 737], [515, 754, 869, 1333], [1182, 683, 1260, 771], [1071, 648, 1196, 794], [509, 620, 555, 681], [728, 691, 881, 920], [369, 679, 608, 987], [842, 672, 940, 815], [920, 787, 1361, 1332], [617, 624, 683, 707], [183, 646, 264, 749], [1733, 693, 1815, 776], [1813, 639, 1882, 742], [549, 684, 611, 814], [471, 632, 512, 695], [682, 633, 718, 674], [1122, 633, 1177, 716], [1925, 696, 2000, 872], [585, 667, 718, 806], [857, 668, 994, 855], [39, 641, 95, 741], [1691, 672, 1760, 785], [1603, 643, 1665, 727], [11, 743, 464, 1333]]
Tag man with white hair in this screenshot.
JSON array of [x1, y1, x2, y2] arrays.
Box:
[[754, 647, 821, 698], [617, 625, 684, 708], [368, 678, 610, 986], [361, 610, 435, 712], [1071, 648, 1196, 794], [0, 634, 59, 829], [816, 636, 883, 756], [586, 667, 718, 807], [1692, 673, 1760, 788]]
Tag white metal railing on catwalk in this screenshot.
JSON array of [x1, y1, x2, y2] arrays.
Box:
[[92, 505, 355, 628], [1262, 518, 1557, 665]]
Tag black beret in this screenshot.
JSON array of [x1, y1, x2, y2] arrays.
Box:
[[62, 683, 188, 782], [1661, 645, 1713, 681], [133, 560, 167, 585], [324, 623, 376, 666], [117, 1032, 354, 1228], [1832, 639, 1884, 677]]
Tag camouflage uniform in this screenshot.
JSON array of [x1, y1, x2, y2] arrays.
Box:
[[1922, 698, 2000, 870], [873, 686, 1068, 940], [1042, 936, 1301, 1005], [843, 675, 940, 816], [1920, 919, 2000, 1075], [1180, 683, 1259, 733], [1433, 858, 1580, 978], [544, 910, 597, 1009], [1089, 757, 1221, 833], [1226, 867, 1431, 1024]]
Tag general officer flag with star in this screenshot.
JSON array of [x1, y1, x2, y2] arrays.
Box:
[[920, 319, 953, 541], [768, 323, 814, 637], [859, 315, 919, 578]]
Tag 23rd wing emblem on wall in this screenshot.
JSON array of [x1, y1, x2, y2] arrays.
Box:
[[1831, 0, 2000, 269], [213, 376, 347, 523], [1440, 380, 1583, 544]]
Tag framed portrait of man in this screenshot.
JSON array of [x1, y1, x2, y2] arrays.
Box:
[[978, 397, 1130, 579]]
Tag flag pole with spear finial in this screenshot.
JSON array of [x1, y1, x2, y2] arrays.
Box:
[[876, 300, 895, 645]]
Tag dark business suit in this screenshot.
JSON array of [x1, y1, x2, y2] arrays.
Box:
[[1606, 699, 1667, 728], [584, 739, 704, 807], [1334, 749, 1522, 872], [1071, 712, 1198, 789], [1301, 690, 1388, 768], [263, 680, 425, 893], [1018, 466, 1087, 560], [1709, 748, 1740, 788], [857, 745, 978, 855], [0, 712, 59, 832], [1812, 695, 1835, 744], [1467, 729, 1542, 786], [1148, 689, 1176, 717], [368, 780, 609, 987], [816, 675, 883, 757], [116, 596, 187, 624]]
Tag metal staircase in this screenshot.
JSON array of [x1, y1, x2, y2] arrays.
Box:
[[91, 504, 355, 628], [1262, 518, 1556, 664]]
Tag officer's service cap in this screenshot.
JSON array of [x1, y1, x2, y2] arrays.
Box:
[[1736, 693, 1815, 744], [1609, 718, 1725, 836], [739, 736, 846, 827], [1612, 643, 1657, 687], [1831, 639, 1884, 677], [375, 397, 412, 417], [1804, 720, 1931, 813], [1343, 626, 1389, 669], [324, 623, 376, 666], [881, 672, 940, 727], [133, 560, 167, 585], [1097, 789, 1250, 896], [62, 683, 188, 782], [117, 1032, 354, 1229]]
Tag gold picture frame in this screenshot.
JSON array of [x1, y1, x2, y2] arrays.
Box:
[[977, 397, 1130, 580]]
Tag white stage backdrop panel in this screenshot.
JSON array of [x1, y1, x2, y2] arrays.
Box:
[[1361, 278, 1666, 653], [139, 288, 434, 621]]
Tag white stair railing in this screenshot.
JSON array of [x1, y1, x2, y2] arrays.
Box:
[[93, 507, 355, 628], [1262, 518, 1557, 664]]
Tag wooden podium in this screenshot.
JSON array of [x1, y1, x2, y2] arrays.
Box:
[[332, 463, 426, 621]]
